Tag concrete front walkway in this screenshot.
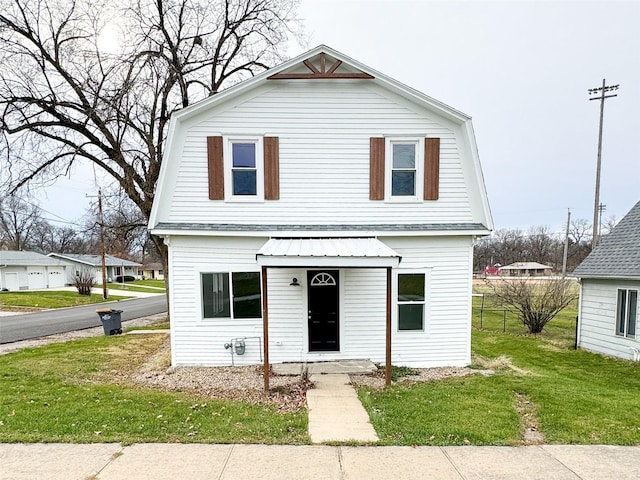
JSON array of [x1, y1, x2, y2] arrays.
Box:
[[2, 443, 640, 480], [307, 374, 378, 443]]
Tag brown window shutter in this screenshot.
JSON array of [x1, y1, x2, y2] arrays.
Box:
[[424, 137, 440, 200], [370, 137, 385, 200], [264, 136, 280, 200], [207, 136, 224, 200]]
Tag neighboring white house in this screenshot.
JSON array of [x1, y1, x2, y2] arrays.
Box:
[[148, 46, 493, 377], [0, 251, 69, 291], [48, 253, 141, 285], [574, 200, 640, 361]]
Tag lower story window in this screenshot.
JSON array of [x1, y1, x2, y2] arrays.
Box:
[[398, 273, 425, 330], [616, 289, 637, 338], [202, 272, 261, 319]]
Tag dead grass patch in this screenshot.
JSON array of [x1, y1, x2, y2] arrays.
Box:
[[473, 354, 533, 376], [514, 392, 544, 444]]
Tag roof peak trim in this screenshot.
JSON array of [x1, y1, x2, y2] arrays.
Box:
[[268, 52, 374, 80]]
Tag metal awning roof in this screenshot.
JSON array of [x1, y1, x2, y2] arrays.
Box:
[[256, 238, 401, 267]]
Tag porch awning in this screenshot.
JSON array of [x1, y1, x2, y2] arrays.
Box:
[[256, 238, 401, 268]]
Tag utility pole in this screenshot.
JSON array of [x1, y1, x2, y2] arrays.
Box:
[[87, 189, 108, 299], [588, 79, 619, 249], [562, 208, 571, 276], [598, 203, 607, 244], [98, 189, 108, 299]]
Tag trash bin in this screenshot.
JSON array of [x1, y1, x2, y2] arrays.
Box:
[[96, 309, 123, 336]]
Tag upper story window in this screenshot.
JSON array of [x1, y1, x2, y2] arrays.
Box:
[[391, 143, 418, 197], [208, 135, 279, 201], [388, 139, 422, 200], [225, 138, 263, 201], [231, 143, 257, 195], [370, 136, 440, 202]]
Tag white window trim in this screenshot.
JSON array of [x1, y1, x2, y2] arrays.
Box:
[[385, 137, 424, 202], [223, 136, 264, 202], [616, 288, 638, 338], [393, 268, 432, 334], [199, 268, 263, 321]]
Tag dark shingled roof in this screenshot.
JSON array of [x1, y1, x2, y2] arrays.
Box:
[[573, 200, 640, 279]]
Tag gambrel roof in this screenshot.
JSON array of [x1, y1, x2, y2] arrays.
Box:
[[149, 45, 493, 234], [573, 200, 640, 280]]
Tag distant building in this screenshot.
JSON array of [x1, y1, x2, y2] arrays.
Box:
[[499, 262, 553, 277], [0, 250, 69, 291], [48, 253, 141, 284], [141, 262, 164, 280]]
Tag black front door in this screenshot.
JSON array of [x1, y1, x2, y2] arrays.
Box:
[[307, 270, 339, 352]]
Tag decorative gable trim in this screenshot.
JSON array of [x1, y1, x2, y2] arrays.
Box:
[[207, 136, 224, 200], [268, 52, 374, 80], [424, 138, 440, 201], [370, 137, 385, 200], [264, 136, 280, 200]]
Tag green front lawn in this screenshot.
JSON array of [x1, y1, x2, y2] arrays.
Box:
[[107, 283, 165, 294], [131, 279, 166, 288], [0, 334, 307, 444], [0, 291, 130, 309], [359, 327, 640, 446]]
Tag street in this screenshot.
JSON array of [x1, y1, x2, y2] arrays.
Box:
[[0, 296, 168, 344]]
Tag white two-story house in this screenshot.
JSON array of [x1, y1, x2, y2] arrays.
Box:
[[149, 46, 492, 385]]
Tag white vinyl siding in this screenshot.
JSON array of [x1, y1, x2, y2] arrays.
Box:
[[579, 279, 640, 360], [168, 235, 473, 368], [386, 236, 472, 367], [163, 82, 473, 225]]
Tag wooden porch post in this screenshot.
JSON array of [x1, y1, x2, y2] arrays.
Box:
[[262, 266, 270, 392], [386, 267, 392, 386]]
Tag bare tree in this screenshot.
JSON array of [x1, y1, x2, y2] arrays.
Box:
[[474, 222, 594, 274], [569, 218, 592, 245], [30, 222, 87, 254], [601, 215, 619, 236], [0, 0, 301, 271], [485, 277, 578, 334], [82, 188, 147, 259], [525, 225, 556, 265], [0, 193, 45, 250]]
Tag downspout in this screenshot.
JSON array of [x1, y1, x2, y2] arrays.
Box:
[[576, 278, 583, 350]]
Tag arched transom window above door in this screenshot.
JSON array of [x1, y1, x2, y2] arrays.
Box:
[[310, 272, 336, 286]]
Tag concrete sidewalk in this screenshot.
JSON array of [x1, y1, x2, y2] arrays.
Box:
[[2, 443, 640, 480], [307, 374, 378, 443]]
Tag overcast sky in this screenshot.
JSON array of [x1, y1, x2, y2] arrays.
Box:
[[38, 0, 640, 235]]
